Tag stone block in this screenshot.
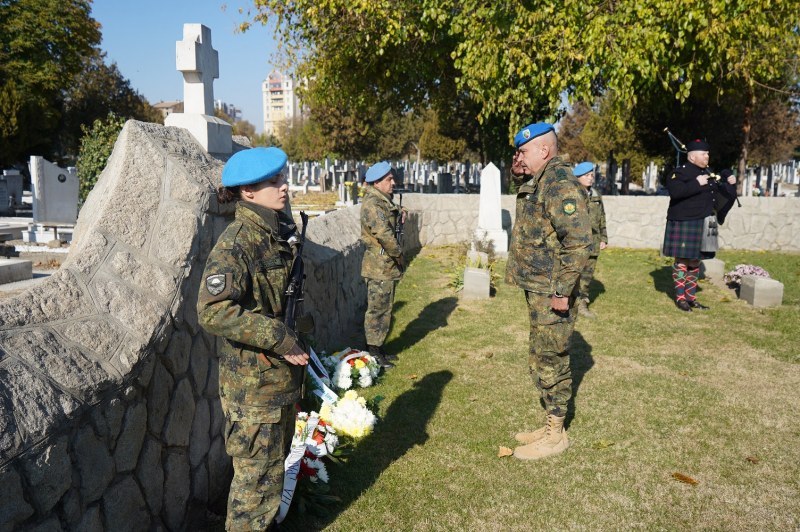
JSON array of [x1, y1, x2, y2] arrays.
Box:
[[461, 267, 490, 300], [0, 258, 32, 284], [163, 378, 195, 446], [21, 436, 71, 514], [136, 438, 164, 515], [74, 425, 114, 503], [102, 476, 148, 530], [700, 258, 725, 282], [114, 403, 147, 473], [0, 467, 35, 529], [162, 451, 190, 532], [739, 275, 783, 308]]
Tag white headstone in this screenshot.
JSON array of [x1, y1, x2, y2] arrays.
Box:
[[164, 24, 232, 155], [475, 162, 508, 254], [28, 156, 79, 225]]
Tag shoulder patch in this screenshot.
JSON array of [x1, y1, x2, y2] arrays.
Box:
[[562, 199, 577, 215], [206, 274, 226, 296]]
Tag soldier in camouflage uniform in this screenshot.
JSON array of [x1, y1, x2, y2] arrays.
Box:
[[197, 147, 309, 531], [361, 161, 404, 369], [505, 123, 591, 461], [573, 162, 608, 319]]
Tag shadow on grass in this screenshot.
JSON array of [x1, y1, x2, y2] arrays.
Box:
[[289, 370, 454, 530], [587, 278, 606, 303], [650, 265, 705, 302], [565, 330, 594, 430], [384, 296, 458, 354]]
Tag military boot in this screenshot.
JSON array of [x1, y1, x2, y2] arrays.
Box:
[[380, 346, 398, 361], [513, 414, 569, 460], [514, 413, 547, 445], [368, 345, 394, 369], [578, 298, 596, 319]]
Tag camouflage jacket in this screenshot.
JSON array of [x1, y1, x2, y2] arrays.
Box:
[[360, 186, 403, 280], [197, 202, 303, 419], [505, 156, 592, 295], [584, 187, 608, 256]]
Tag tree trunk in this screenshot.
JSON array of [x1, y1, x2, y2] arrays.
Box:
[[736, 89, 755, 196]]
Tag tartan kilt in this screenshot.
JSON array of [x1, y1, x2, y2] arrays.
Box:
[[662, 218, 705, 259]]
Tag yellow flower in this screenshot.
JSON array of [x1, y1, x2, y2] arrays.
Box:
[[354, 359, 366, 369], [319, 403, 333, 421], [343, 390, 358, 401]]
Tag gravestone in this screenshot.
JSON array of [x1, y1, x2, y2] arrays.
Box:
[[164, 24, 232, 155], [462, 250, 490, 300], [700, 258, 725, 283], [0, 170, 24, 215], [29, 156, 79, 225], [474, 163, 508, 254], [739, 275, 783, 308]]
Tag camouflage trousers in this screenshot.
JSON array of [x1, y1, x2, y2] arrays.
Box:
[[223, 404, 294, 531], [578, 255, 599, 301], [525, 290, 577, 417], [364, 278, 396, 346]]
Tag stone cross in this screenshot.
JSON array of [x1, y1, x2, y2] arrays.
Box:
[[176, 24, 217, 114], [165, 23, 232, 155]]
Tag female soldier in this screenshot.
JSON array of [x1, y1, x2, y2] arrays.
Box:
[[573, 162, 607, 319], [197, 147, 309, 531]]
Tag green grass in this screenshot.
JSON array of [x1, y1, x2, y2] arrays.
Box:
[[284, 247, 800, 531]]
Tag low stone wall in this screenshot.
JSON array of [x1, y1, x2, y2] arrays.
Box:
[[402, 193, 800, 252]]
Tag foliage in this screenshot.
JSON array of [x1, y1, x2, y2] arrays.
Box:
[[59, 54, 161, 163], [277, 116, 330, 161], [557, 102, 592, 164], [215, 108, 258, 140], [418, 109, 467, 163], [0, 0, 101, 166], [76, 112, 125, 204], [243, 0, 799, 171]]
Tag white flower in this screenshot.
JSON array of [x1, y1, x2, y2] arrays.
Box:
[[333, 362, 353, 390], [327, 390, 376, 439]]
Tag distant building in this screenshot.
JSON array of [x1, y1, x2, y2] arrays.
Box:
[[214, 100, 241, 122], [262, 70, 304, 138], [153, 100, 183, 119]]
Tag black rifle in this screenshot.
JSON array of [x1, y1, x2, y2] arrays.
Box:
[[394, 193, 405, 272], [284, 211, 309, 332]]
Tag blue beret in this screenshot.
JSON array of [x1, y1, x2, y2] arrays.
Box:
[[574, 162, 594, 177], [222, 147, 288, 187], [365, 161, 392, 183], [513, 122, 555, 149]]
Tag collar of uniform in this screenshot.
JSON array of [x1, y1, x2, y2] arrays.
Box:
[[237, 201, 281, 234]]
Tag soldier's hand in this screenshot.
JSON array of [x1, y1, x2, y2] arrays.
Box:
[[401, 209, 407, 224], [284, 343, 309, 366], [551, 295, 569, 312], [696, 174, 709, 186], [600, 242, 607, 250]]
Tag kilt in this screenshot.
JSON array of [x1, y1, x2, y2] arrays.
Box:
[[662, 218, 705, 259]]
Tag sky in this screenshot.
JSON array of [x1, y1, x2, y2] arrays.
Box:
[[91, 0, 279, 133]]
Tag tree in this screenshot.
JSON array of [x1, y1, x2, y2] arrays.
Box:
[[76, 112, 125, 204], [245, 1, 799, 172], [59, 54, 161, 163], [0, 0, 101, 166], [557, 102, 592, 163]]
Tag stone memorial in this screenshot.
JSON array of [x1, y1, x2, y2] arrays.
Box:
[[474, 162, 508, 254], [739, 275, 784, 308], [700, 258, 725, 283], [461, 250, 490, 300]]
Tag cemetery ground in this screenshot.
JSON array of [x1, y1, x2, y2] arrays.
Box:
[[285, 247, 800, 531]]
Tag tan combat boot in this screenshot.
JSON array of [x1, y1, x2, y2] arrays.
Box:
[[513, 414, 569, 460], [578, 298, 595, 319], [514, 413, 547, 445]]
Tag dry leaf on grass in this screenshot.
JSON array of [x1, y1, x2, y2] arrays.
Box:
[[592, 439, 615, 449], [746, 456, 760, 464], [408, 374, 418, 380], [671, 472, 699, 485], [498, 446, 514, 458]]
